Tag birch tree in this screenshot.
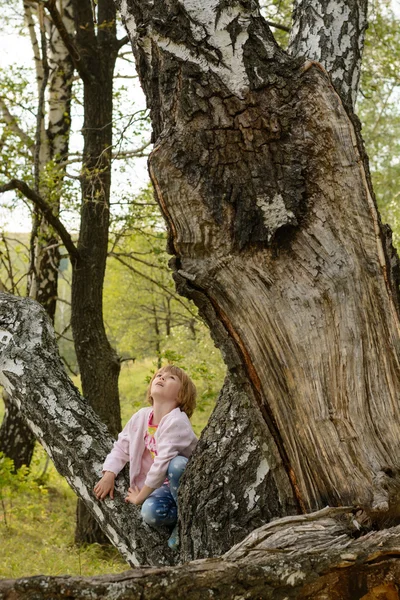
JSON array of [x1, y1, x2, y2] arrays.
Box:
[[0, 0, 74, 470]]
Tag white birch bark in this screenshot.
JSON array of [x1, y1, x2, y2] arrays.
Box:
[[26, 0, 75, 316], [288, 0, 368, 107]]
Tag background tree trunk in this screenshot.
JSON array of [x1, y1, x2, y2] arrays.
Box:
[[67, 0, 123, 544], [288, 0, 368, 109], [0, 391, 35, 470], [117, 0, 400, 558]]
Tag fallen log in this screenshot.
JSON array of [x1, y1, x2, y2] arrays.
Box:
[[1, 507, 400, 599]]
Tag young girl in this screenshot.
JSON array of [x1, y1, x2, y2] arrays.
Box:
[[94, 365, 197, 549]]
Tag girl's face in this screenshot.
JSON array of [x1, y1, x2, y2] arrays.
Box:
[[150, 369, 182, 405]]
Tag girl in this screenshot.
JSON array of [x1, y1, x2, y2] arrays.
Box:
[[94, 365, 197, 549]]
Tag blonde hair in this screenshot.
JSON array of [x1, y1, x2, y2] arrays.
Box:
[[147, 365, 197, 418]]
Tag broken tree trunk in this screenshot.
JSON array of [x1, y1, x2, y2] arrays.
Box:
[[116, 0, 400, 559]]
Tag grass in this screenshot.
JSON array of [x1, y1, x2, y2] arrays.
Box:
[[0, 358, 222, 579], [0, 444, 129, 579]]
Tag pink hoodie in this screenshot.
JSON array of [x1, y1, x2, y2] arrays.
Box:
[[102, 407, 198, 489]]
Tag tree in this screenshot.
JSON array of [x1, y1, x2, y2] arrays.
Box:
[[1, 0, 400, 595]]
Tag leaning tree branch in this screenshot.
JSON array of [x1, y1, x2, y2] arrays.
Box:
[[0, 293, 176, 567], [1, 506, 400, 598], [265, 20, 290, 33], [0, 180, 78, 261]]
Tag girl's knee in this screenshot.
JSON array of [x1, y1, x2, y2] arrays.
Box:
[[141, 495, 177, 528], [141, 498, 157, 526]]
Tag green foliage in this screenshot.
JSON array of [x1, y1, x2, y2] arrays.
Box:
[[0, 445, 127, 578], [357, 0, 400, 245], [0, 452, 48, 529]]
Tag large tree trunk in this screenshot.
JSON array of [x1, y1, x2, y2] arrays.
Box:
[[117, 0, 400, 559], [2, 507, 400, 599]]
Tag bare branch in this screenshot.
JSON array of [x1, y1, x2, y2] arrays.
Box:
[[0, 180, 78, 260], [109, 251, 168, 271], [0, 98, 35, 152], [55, 321, 72, 340], [109, 252, 198, 318], [265, 20, 290, 33], [117, 35, 129, 50], [112, 141, 151, 160], [60, 354, 78, 377]]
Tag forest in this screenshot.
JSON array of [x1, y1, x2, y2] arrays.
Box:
[[0, 0, 400, 598]]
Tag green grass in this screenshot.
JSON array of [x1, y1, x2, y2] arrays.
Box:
[[0, 358, 222, 579], [0, 444, 129, 578]]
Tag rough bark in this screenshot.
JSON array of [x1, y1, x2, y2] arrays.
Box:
[[2, 507, 400, 599], [117, 0, 400, 560], [0, 292, 174, 567], [0, 392, 34, 470], [288, 0, 368, 108]]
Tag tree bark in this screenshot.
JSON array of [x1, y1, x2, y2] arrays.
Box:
[[2, 507, 400, 599], [117, 0, 400, 559], [0, 391, 35, 471], [288, 0, 368, 108], [3, 2, 400, 595]]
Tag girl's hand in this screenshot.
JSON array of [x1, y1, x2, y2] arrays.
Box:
[[125, 485, 141, 505], [94, 471, 116, 500]]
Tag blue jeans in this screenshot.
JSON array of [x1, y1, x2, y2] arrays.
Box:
[[141, 455, 188, 529]]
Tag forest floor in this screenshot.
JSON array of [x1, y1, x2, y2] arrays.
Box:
[[0, 359, 218, 578]]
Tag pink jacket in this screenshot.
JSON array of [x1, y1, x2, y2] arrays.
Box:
[[102, 407, 198, 489]]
